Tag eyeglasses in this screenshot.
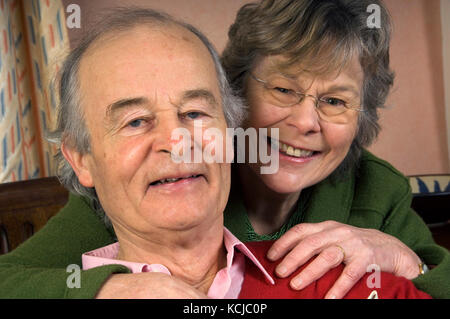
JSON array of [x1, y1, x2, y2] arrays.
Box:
[[250, 73, 364, 123]]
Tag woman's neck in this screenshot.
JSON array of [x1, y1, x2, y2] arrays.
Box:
[[115, 221, 227, 294], [238, 164, 301, 235]]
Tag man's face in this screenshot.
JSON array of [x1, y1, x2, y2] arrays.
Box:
[[70, 25, 230, 238]]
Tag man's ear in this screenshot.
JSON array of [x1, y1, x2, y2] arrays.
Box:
[[61, 142, 95, 188]]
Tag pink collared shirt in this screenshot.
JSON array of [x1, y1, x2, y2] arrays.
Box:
[[82, 228, 274, 298]]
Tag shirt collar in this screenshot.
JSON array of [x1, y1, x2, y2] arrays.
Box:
[[82, 227, 274, 295], [223, 227, 275, 285], [82, 241, 172, 275]]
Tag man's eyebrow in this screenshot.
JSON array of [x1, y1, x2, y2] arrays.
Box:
[[179, 89, 219, 108], [106, 97, 149, 118]]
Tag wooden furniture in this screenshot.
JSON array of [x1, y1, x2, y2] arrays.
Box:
[[409, 174, 450, 251], [411, 193, 450, 250], [0, 177, 69, 254]]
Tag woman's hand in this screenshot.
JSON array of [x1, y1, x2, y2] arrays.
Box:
[[96, 272, 208, 299], [267, 221, 422, 299]]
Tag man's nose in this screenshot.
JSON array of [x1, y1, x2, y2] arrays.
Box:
[[151, 114, 187, 154], [285, 97, 321, 135]]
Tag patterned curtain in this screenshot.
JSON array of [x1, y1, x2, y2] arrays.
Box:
[[0, 0, 68, 183]]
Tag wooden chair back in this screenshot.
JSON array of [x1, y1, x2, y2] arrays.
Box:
[[0, 177, 69, 254]]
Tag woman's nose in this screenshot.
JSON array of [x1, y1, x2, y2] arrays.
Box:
[[285, 97, 321, 135]]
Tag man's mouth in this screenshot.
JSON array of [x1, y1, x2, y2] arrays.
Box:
[[269, 137, 319, 158], [149, 174, 203, 187]]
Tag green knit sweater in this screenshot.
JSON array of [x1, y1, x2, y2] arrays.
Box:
[[0, 150, 448, 298]]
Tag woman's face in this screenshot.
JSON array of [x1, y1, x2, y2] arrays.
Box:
[[243, 54, 363, 194]]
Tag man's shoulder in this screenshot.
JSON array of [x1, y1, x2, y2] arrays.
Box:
[[244, 240, 273, 259], [241, 240, 431, 299], [241, 241, 344, 298], [56, 193, 110, 229]]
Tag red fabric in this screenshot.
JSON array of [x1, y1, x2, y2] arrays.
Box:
[[239, 241, 432, 299]]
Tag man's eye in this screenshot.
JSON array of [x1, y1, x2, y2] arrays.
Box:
[[184, 112, 203, 120], [128, 119, 145, 128]]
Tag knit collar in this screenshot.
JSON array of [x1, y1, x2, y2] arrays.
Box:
[[224, 167, 355, 242]]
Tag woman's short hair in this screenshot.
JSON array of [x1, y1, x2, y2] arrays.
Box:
[[221, 0, 395, 176]]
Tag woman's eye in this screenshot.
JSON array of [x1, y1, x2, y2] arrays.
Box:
[[322, 97, 346, 107], [273, 87, 292, 94]]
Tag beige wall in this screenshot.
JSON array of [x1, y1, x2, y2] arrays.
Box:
[[64, 0, 249, 51], [441, 0, 450, 168], [62, 0, 450, 176], [369, 0, 449, 176]]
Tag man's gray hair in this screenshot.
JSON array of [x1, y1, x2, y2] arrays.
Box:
[[48, 7, 245, 221]]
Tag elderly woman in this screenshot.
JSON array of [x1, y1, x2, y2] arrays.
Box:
[[222, 0, 450, 297], [220, 0, 450, 299], [218, 0, 450, 299], [0, 0, 448, 299]]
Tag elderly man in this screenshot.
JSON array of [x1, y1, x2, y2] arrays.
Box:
[[0, 8, 430, 299], [58, 8, 244, 298]]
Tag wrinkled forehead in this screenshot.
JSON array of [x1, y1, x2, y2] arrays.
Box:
[[82, 23, 208, 66], [77, 24, 221, 110]]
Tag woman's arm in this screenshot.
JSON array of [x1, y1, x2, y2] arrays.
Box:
[[266, 157, 450, 299], [0, 194, 120, 298], [0, 194, 207, 298]]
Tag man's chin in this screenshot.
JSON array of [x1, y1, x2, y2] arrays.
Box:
[[138, 206, 214, 229]]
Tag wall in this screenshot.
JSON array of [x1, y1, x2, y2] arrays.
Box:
[[369, 0, 449, 176], [62, 0, 450, 176], [441, 0, 450, 166], [64, 0, 249, 51]]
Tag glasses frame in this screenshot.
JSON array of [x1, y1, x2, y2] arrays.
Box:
[[250, 73, 364, 116]]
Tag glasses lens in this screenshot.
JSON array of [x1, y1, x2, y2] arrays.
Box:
[[317, 101, 357, 124], [267, 88, 299, 107], [318, 101, 348, 116], [255, 75, 360, 124]]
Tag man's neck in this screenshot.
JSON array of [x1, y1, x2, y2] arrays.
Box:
[[115, 221, 227, 294], [238, 164, 301, 235]]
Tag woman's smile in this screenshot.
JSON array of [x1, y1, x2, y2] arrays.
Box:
[[268, 137, 321, 164]]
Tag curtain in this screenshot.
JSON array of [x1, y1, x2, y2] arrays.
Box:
[[0, 0, 68, 183]]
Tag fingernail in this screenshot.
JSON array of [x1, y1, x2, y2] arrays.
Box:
[[276, 265, 287, 277], [290, 277, 303, 290], [326, 294, 336, 299]]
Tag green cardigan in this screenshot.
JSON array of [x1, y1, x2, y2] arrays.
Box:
[[0, 150, 448, 298]]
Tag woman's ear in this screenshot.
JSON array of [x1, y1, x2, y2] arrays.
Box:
[[61, 142, 95, 187]]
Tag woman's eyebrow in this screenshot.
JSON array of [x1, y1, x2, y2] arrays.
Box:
[[325, 84, 360, 96]]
